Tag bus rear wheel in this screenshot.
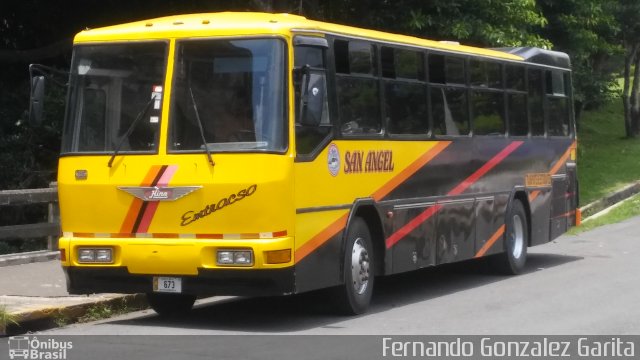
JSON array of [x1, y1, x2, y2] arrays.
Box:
[[146, 293, 196, 317], [334, 217, 374, 315], [490, 199, 528, 275]]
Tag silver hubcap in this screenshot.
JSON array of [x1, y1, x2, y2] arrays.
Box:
[[351, 238, 370, 295], [510, 214, 524, 259]]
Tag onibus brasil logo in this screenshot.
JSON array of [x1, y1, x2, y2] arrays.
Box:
[[8, 336, 72, 360]]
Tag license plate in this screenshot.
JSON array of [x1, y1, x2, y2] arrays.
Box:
[[153, 277, 182, 293]]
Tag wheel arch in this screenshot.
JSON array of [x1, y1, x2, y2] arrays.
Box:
[[343, 198, 386, 277], [508, 188, 532, 247]]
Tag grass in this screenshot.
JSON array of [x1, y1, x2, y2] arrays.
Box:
[[578, 99, 640, 205], [569, 192, 640, 234], [77, 297, 145, 323], [0, 305, 19, 334]]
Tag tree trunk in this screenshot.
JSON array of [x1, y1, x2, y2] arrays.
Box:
[[623, 44, 637, 138], [631, 50, 640, 137]]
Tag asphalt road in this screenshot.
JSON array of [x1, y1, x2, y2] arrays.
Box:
[[37, 217, 639, 336]]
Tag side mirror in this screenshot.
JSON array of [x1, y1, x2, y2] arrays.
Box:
[[300, 66, 326, 126], [29, 75, 46, 126]]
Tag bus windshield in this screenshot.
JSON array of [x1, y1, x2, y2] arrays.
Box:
[[62, 42, 167, 154], [169, 38, 286, 153]]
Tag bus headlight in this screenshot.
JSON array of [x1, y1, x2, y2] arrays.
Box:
[[78, 248, 113, 263], [217, 250, 253, 266]]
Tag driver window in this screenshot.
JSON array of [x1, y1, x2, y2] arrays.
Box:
[[294, 45, 331, 156]]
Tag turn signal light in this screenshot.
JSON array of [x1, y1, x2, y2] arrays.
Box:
[[264, 249, 291, 264]]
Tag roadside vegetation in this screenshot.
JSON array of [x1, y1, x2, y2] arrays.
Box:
[[578, 99, 640, 205], [570, 193, 640, 234]]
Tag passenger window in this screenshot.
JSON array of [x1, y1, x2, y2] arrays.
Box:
[[381, 47, 395, 78], [396, 49, 423, 80], [528, 68, 544, 136], [470, 61, 502, 88], [508, 94, 527, 136], [334, 40, 349, 74], [472, 91, 504, 135], [349, 41, 374, 75], [428, 54, 445, 84], [506, 65, 525, 91], [431, 88, 468, 135], [445, 57, 466, 85], [337, 77, 381, 134], [548, 97, 569, 136], [385, 82, 428, 134]]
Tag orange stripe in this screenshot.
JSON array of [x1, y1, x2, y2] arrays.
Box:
[[372, 141, 451, 201], [119, 165, 164, 233], [474, 224, 505, 258], [529, 142, 575, 203], [295, 213, 349, 263]]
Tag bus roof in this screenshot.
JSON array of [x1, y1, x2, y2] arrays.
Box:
[[74, 12, 524, 62]]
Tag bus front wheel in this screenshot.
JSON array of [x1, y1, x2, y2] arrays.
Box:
[[146, 293, 196, 317], [334, 217, 374, 315], [490, 199, 528, 275]]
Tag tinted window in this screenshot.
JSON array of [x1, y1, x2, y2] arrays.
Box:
[[337, 77, 381, 134], [396, 49, 423, 80], [470, 60, 502, 88], [381, 47, 395, 78], [334, 40, 349, 74], [472, 91, 504, 135], [385, 82, 428, 134], [528, 68, 544, 136], [431, 88, 468, 135], [548, 97, 569, 136], [428, 54, 445, 84], [446, 57, 466, 84], [547, 70, 566, 96], [506, 65, 525, 91], [508, 93, 527, 136], [294, 46, 324, 68], [349, 41, 374, 75]]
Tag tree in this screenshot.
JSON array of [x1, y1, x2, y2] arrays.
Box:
[[617, 0, 640, 137], [539, 0, 621, 123]]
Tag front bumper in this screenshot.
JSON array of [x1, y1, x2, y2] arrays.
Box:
[[64, 266, 295, 296]]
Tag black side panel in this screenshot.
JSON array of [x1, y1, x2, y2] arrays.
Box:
[[436, 199, 475, 264], [475, 196, 495, 253], [390, 204, 436, 273], [530, 189, 552, 245], [550, 175, 569, 240], [295, 230, 344, 293]]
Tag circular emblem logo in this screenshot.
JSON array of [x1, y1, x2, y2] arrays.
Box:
[[327, 143, 340, 177]]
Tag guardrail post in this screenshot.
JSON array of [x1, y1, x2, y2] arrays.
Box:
[[47, 182, 60, 251]]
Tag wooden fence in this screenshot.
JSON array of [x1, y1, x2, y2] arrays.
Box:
[[0, 185, 60, 252]]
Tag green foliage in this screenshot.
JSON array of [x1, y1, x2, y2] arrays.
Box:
[[577, 99, 640, 204], [539, 0, 622, 112]]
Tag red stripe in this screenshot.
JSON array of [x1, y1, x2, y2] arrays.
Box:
[[386, 205, 441, 248], [448, 141, 523, 196], [385, 141, 524, 249]]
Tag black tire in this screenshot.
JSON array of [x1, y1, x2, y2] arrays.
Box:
[[489, 199, 528, 275], [146, 293, 196, 317], [334, 217, 374, 315]]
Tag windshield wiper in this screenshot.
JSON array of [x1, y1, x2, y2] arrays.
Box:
[[107, 95, 156, 168], [188, 86, 215, 166]]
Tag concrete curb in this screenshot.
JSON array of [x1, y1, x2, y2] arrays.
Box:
[[580, 181, 640, 219], [0, 250, 59, 267], [2, 294, 147, 335]]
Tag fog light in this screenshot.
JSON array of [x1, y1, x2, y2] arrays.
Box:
[[217, 249, 253, 266], [217, 251, 234, 265], [265, 249, 291, 264], [95, 249, 112, 262], [78, 247, 113, 263], [78, 249, 95, 262], [234, 251, 252, 265]]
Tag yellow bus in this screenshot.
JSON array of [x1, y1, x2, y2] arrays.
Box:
[[35, 12, 577, 315]]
